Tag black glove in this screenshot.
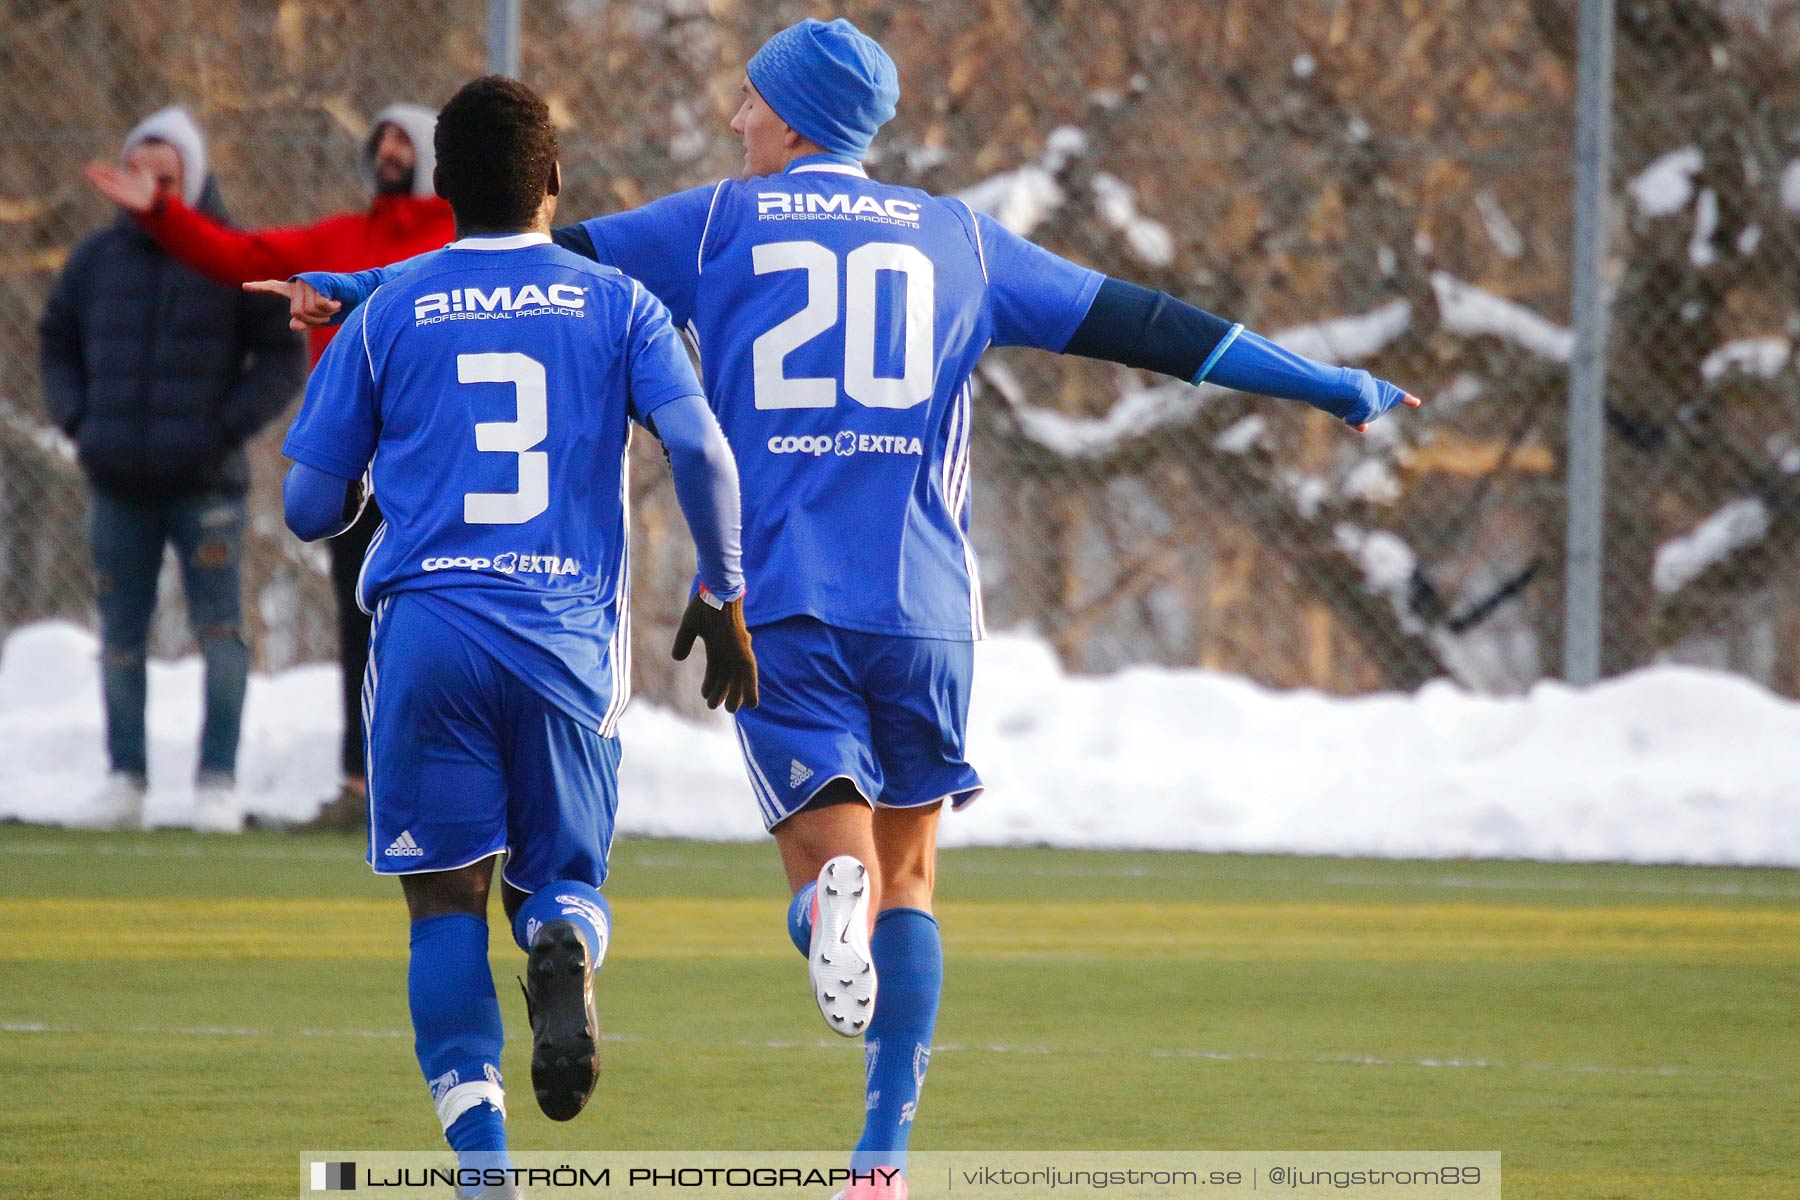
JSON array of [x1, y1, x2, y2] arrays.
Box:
[[671, 591, 759, 712]]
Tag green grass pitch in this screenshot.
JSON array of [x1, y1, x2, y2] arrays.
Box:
[[0, 826, 1795, 1198]]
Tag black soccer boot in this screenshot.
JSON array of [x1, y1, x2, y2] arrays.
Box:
[[520, 918, 600, 1120]]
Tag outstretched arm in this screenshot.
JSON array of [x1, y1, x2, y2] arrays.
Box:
[[975, 212, 1419, 429], [268, 225, 603, 332], [245, 249, 440, 332], [1064, 277, 1420, 430], [87, 160, 335, 285]]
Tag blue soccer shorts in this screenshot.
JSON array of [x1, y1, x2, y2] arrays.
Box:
[[361, 593, 621, 893], [732, 616, 983, 830]]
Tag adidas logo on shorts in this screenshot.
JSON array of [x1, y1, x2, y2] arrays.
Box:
[[385, 830, 425, 858], [789, 759, 814, 789]]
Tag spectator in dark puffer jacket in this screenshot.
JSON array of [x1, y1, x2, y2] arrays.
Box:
[[38, 105, 305, 833]]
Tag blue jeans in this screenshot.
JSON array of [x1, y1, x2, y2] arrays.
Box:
[[90, 490, 249, 778]]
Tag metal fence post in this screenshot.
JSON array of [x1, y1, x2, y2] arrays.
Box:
[[1563, 0, 1615, 686], [487, 0, 520, 77]]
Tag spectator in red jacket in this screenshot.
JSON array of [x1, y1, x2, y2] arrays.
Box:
[[86, 104, 455, 831]]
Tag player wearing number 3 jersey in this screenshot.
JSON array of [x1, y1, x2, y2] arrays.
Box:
[[276, 78, 755, 1196], [295, 19, 1419, 1194]]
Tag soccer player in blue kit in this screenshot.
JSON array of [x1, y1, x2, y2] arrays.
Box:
[[278, 21, 1419, 1196], [273, 78, 756, 1195]]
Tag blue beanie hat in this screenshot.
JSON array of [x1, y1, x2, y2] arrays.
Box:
[[746, 18, 899, 161]]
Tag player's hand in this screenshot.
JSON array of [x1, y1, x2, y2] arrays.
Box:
[[671, 591, 759, 712], [243, 278, 341, 332], [1343, 370, 1422, 433], [84, 160, 159, 215]]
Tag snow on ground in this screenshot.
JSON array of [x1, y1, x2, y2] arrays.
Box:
[[1782, 159, 1800, 214], [1273, 299, 1412, 363], [955, 125, 1088, 237], [1431, 273, 1575, 362], [1700, 336, 1789, 383], [1655, 498, 1770, 594], [1473, 189, 1525, 259], [4, 621, 1797, 866], [1628, 146, 1702, 217], [1090, 172, 1176, 267]]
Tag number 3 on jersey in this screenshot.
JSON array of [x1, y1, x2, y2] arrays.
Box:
[[459, 351, 549, 525], [751, 240, 935, 411]]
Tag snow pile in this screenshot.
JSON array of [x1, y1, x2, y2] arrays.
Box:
[[1780, 159, 1800, 213], [1090, 173, 1175, 267], [5, 621, 1797, 866], [1431, 273, 1575, 362], [956, 166, 1063, 238], [1628, 146, 1703, 216], [955, 126, 1088, 237], [1655, 498, 1770, 593], [1474, 189, 1525, 259], [1690, 188, 1721, 267], [1274, 299, 1412, 363], [1212, 415, 1267, 455], [1333, 524, 1418, 617], [1700, 336, 1788, 383], [996, 371, 1207, 459]]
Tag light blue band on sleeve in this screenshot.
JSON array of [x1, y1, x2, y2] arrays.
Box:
[[1191, 323, 1245, 386]]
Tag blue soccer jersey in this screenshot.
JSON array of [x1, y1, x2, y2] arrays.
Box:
[[283, 234, 706, 735], [579, 158, 1103, 640], [301, 160, 1104, 641]]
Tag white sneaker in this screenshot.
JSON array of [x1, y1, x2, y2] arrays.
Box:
[[91, 772, 146, 830], [192, 771, 243, 834], [810, 855, 876, 1037]]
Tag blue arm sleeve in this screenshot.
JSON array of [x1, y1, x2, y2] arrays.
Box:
[[1204, 329, 1410, 426], [973, 211, 1106, 351], [581, 183, 724, 326], [1064, 277, 1239, 379], [282, 462, 363, 542], [295, 250, 434, 325], [652, 395, 744, 601], [282, 302, 380, 479]]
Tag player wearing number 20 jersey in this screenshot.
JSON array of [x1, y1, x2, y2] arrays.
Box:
[[579, 161, 1100, 644]]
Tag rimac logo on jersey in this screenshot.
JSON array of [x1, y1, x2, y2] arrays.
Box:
[[767, 432, 925, 458], [414, 284, 587, 325], [757, 192, 922, 228]]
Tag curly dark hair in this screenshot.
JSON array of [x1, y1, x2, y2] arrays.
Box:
[[432, 76, 558, 230]]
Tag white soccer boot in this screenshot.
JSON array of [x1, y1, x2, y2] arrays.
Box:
[[91, 771, 146, 830], [810, 855, 876, 1036], [191, 770, 244, 834]]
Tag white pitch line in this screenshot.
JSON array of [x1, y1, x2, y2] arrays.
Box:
[[1, 1021, 1772, 1081]]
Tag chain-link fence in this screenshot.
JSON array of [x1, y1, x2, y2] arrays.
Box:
[[3, 0, 1798, 711]]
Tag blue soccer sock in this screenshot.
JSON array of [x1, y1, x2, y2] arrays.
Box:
[[408, 914, 509, 1173], [445, 1105, 510, 1197], [511, 880, 611, 964], [850, 908, 943, 1174], [786, 881, 818, 956]]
